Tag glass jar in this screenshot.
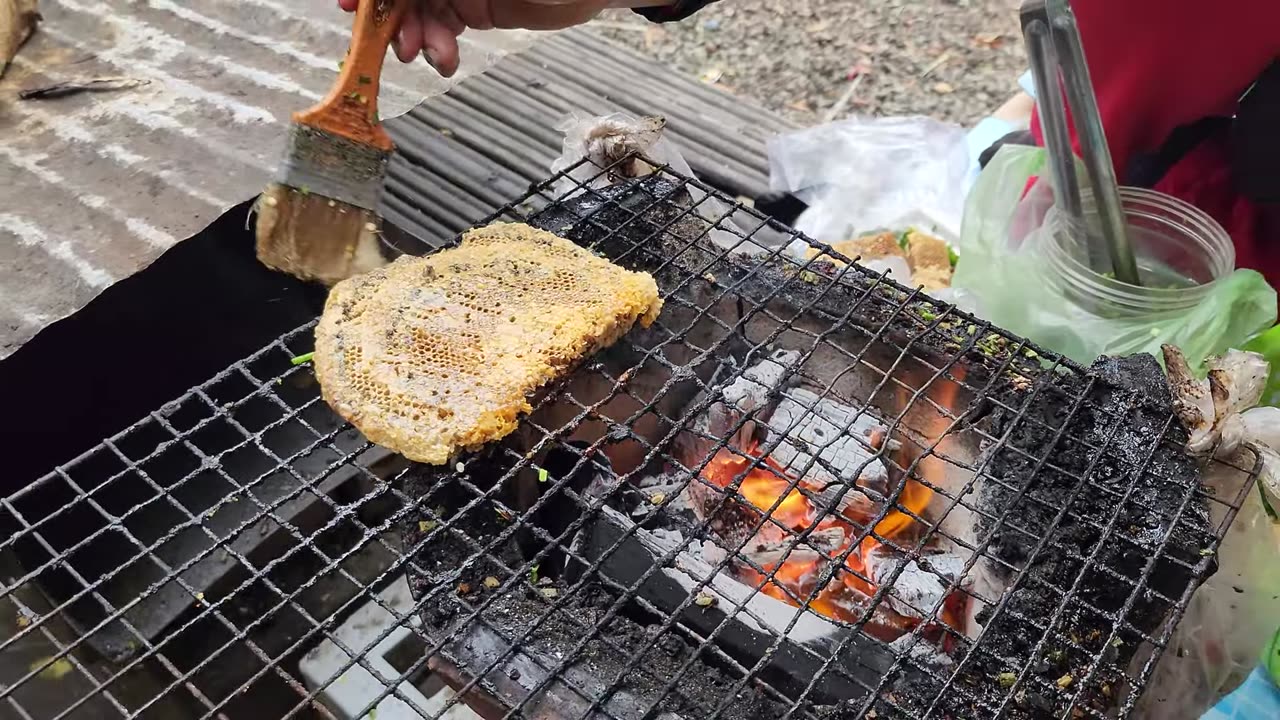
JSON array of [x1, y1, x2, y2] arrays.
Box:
[[1038, 187, 1235, 317]]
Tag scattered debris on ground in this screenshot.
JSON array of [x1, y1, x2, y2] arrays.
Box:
[[19, 76, 148, 100], [596, 0, 1025, 126]]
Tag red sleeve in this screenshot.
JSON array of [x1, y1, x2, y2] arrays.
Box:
[[1030, 0, 1280, 178]]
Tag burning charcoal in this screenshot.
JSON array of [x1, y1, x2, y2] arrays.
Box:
[[765, 387, 894, 498], [865, 544, 967, 624], [742, 526, 846, 567], [713, 348, 803, 450]]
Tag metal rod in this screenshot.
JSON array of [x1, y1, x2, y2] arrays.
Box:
[[1050, 2, 1141, 285], [1020, 0, 1142, 285], [1021, 13, 1085, 226]]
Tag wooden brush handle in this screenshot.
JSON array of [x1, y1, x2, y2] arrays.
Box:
[[294, 0, 413, 151]]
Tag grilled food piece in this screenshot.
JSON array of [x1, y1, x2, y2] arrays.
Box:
[[314, 222, 663, 465], [806, 229, 954, 291]]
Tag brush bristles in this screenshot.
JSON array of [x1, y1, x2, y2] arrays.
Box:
[[255, 184, 389, 286]]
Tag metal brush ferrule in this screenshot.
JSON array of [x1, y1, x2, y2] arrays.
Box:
[[275, 124, 390, 211]]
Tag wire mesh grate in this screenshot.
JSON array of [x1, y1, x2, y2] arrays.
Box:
[[0, 156, 1260, 720]]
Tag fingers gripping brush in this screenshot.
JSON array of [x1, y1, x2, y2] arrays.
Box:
[[255, 0, 412, 286]]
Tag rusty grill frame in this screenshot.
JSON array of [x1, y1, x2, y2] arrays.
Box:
[[0, 156, 1261, 720]]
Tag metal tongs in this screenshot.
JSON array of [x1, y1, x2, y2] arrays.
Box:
[[1020, 0, 1141, 285]]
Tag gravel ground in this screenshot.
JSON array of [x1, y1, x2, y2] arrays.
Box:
[[594, 0, 1027, 127]]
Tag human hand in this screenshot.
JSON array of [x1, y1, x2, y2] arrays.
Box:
[[337, 0, 608, 78]]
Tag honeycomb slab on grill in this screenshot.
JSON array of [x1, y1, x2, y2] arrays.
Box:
[[314, 222, 664, 465]]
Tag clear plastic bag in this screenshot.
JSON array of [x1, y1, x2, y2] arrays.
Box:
[[952, 145, 1277, 369], [767, 115, 974, 243], [1138, 483, 1280, 719]]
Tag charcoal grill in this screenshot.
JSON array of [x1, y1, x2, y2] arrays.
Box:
[[0, 157, 1261, 720]]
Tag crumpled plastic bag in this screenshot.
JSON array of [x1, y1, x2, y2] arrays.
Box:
[[953, 145, 1277, 369], [552, 113, 671, 191], [550, 112, 747, 251], [767, 115, 973, 243], [1137, 345, 1280, 719], [1140, 484, 1280, 719]]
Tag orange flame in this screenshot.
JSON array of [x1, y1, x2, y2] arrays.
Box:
[[700, 366, 965, 641]]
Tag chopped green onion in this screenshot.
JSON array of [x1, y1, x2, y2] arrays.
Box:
[[290, 352, 314, 366], [537, 467, 549, 483]]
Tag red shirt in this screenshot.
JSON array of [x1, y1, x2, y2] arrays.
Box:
[[1029, 0, 1280, 286]]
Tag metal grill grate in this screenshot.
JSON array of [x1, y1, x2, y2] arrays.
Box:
[[0, 157, 1260, 720]]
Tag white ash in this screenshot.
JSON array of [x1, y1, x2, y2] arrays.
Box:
[[720, 349, 801, 413], [914, 552, 967, 583], [866, 545, 965, 621], [637, 472, 687, 489], [695, 539, 728, 567], [741, 526, 846, 567], [712, 351, 894, 508], [713, 349, 802, 450], [764, 387, 892, 497], [889, 634, 954, 671], [649, 528, 686, 548]]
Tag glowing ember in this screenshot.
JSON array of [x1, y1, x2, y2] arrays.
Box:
[[698, 368, 966, 642], [702, 445, 925, 639]]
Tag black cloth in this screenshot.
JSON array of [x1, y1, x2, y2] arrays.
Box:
[[978, 129, 1036, 170], [1231, 59, 1280, 204], [634, 0, 717, 23], [1124, 116, 1232, 189]]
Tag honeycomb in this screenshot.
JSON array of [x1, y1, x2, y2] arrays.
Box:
[[313, 222, 664, 465]]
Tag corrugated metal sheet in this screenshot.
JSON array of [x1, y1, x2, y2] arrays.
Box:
[[0, 0, 793, 359]]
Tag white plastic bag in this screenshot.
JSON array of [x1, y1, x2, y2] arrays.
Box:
[[550, 112, 749, 252], [767, 115, 973, 242]]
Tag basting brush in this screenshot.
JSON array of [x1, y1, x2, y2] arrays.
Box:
[[255, 0, 412, 286]]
